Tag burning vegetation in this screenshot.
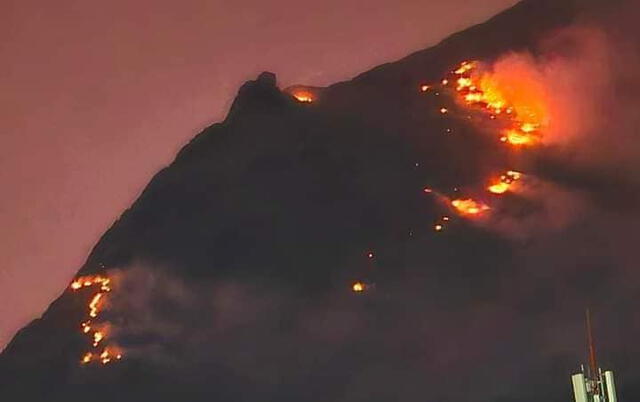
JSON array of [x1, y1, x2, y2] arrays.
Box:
[[292, 91, 314, 103], [70, 275, 122, 365], [487, 171, 522, 194], [419, 58, 551, 225], [451, 199, 490, 216], [449, 60, 547, 146], [287, 87, 316, 103], [70, 56, 555, 349]]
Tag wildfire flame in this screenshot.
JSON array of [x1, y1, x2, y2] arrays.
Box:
[[81, 352, 93, 364], [98, 347, 123, 365], [433, 216, 451, 232], [451, 198, 490, 216], [93, 331, 104, 347], [352, 281, 366, 293], [500, 129, 536, 146], [420, 58, 548, 225], [89, 293, 102, 318], [447, 60, 547, 146], [291, 90, 314, 103], [487, 171, 522, 194], [70, 274, 122, 365]]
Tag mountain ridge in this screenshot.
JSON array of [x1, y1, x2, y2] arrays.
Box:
[[0, 1, 626, 401]]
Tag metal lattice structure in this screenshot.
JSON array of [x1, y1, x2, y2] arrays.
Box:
[[571, 310, 618, 402]]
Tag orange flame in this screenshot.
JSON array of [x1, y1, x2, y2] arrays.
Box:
[[81, 352, 93, 364], [89, 293, 103, 318], [98, 347, 122, 364], [291, 90, 314, 103], [93, 331, 105, 347], [500, 129, 537, 146], [352, 282, 366, 293], [420, 59, 542, 227], [69, 274, 122, 365], [451, 198, 490, 216], [487, 171, 522, 194], [487, 182, 510, 194], [450, 60, 548, 146]]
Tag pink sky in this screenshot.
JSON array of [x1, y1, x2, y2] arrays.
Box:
[[0, 0, 518, 348]]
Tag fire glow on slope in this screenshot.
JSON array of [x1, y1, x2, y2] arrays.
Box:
[[450, 60, 549, 146], [70, 275, 123, 365], [451, 199, 490, 216], [292, 90, 314, 103], [420, 57, 553, 223], [487, 171, 522, 194]]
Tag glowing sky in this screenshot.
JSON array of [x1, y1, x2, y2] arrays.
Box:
[[0, 0, 518, 348]]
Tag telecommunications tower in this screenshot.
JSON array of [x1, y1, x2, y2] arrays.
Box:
[[571, 310, 617, 402]]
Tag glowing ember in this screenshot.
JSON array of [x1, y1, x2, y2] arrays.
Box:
[[433, 215, 451, 232], [420, 84, 430, 92], [100, 349, 111, 364], [352, 282, 366, 293], [93, 331, 104, 347], [367, 252, 374, 259], [440, 107, 448, 114], [451, 198, 490, 216], [81, 352, 93, 364]]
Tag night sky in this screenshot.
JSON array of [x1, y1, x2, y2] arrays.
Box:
[[0, 0, 520, 349]]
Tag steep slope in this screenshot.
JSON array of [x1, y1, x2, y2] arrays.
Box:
[[1, 1, 633, 401]]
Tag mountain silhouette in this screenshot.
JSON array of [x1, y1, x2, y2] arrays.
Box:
[[2, 1, 635, 401]]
